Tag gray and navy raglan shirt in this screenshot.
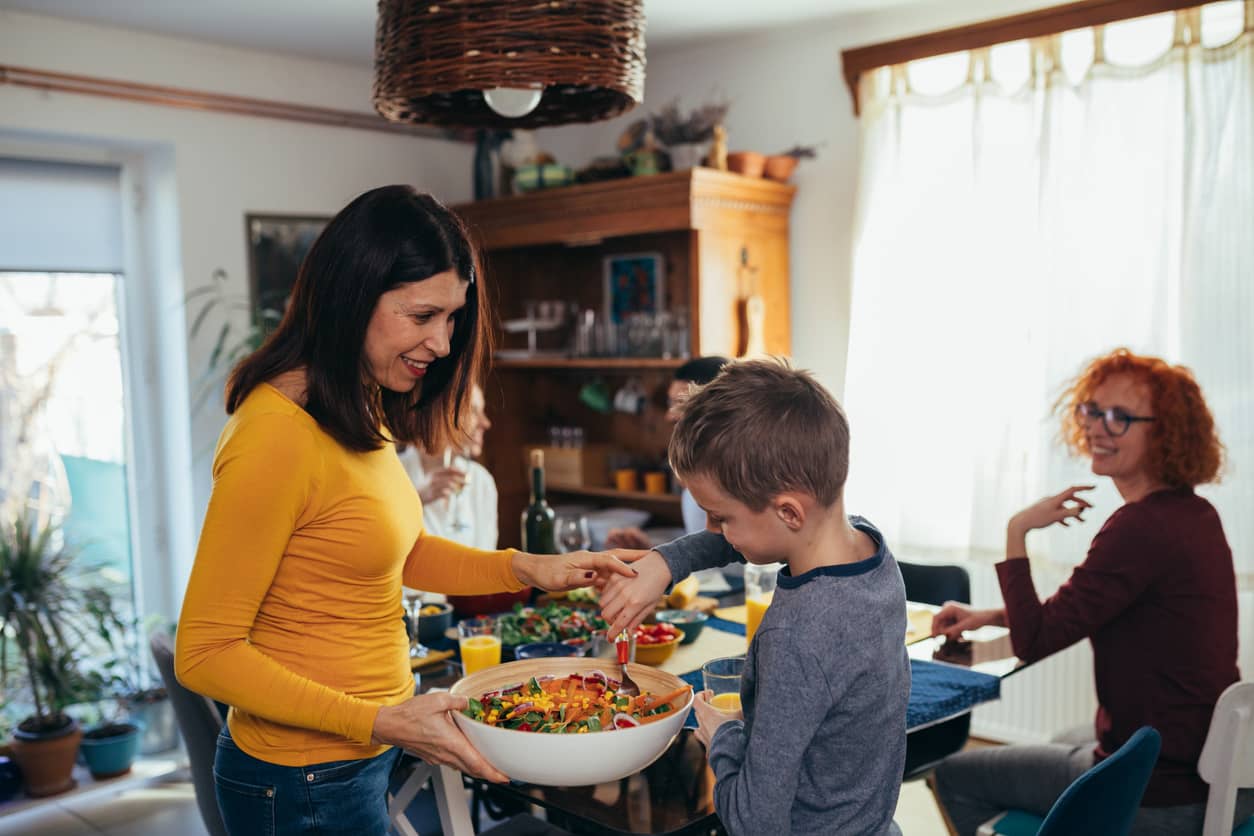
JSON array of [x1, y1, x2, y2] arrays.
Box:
[[655, 516, 909, 836]]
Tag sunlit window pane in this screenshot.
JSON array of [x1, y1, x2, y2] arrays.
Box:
[[907, 51, 969, 95], [1104, 12, 1176, 66], [989, 40, 1031, 91], [1201, 1, 1245, 47], [1060, 28, 1096, 85]]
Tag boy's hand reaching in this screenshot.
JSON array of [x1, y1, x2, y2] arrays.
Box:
[[597, 550, 673, 636], [691, 689, 741, 749]]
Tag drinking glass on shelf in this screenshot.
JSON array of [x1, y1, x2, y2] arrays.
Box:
[[556, 515, 592, 553]]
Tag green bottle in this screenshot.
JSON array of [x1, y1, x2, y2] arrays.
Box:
[[521, 449, 558, 553]]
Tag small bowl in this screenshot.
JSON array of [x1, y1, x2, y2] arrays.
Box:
[[450, 658, 694, 786], [726, 151, 765, 178], [763, 154, 799, 182], [654, 609, 709, 645], [514, 642, 582, 660], [416, 602, 453, 645], [633, 633, 682, 666]]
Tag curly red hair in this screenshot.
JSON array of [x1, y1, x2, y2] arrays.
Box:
[[1056, 348, 1224, 487]]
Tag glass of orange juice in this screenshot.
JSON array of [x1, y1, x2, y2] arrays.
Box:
[[744, 562, 782, 646], [701, 655, 745, 715], [457, 616, 502, 675]]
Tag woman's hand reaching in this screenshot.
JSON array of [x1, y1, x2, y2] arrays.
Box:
[[511, 550, 637, 592], [371, 692, 508, 782], [930, 602, 1006, 642]]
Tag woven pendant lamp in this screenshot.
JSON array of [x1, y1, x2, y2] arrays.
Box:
[[373, 0, 646, 129]]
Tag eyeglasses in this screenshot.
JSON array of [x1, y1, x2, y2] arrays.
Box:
[[1075, 402, 1156, 437]]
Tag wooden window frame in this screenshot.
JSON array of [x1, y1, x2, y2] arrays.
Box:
[[841, 0, 1206, 114]]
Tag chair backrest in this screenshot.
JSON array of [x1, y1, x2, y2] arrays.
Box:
[[150, 631, 228, 836], [898, 561, 971, 606], [1199, 681, 1254, 836], [1039, 726, 1161, 836]]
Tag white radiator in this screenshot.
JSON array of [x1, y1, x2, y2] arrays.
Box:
[[965, 561, 1098, 744]]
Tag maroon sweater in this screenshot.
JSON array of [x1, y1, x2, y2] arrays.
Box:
[[997, 487, 1239, 807]]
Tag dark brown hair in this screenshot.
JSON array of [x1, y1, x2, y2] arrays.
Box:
[[669, 358, 850, 510], [226, 186, 490, 452], [1056, 348, 1224, 487]]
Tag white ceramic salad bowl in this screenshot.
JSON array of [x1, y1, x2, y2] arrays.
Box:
[[449, 658, 694, 786]]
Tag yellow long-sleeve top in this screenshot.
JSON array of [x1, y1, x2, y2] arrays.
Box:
[[176, 383, 522, 766]]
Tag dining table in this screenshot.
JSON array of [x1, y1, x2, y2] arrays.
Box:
[[406, 593, 1024, 836]]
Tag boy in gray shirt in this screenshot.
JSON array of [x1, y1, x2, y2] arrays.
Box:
[[599, 359, 909, 836]]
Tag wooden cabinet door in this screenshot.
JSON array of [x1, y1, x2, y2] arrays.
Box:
[[693, 228, 791, 358]]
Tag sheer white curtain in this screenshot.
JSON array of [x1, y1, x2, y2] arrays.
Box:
[[845, 2, 1253, 661]]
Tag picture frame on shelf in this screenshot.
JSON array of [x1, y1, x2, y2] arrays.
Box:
[[603, 252, 665, 325], [245, 213, 329, 331]]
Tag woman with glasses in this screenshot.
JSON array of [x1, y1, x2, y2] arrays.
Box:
[[929, 348, 1249, 836]]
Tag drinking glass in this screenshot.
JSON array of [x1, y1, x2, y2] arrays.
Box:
[[457, 616, 502, 675], [702, 655, 746, 714], [744, 562, 782, 646], [403, 591, 429, 661], [556, 515, 591, 553], [443, 447, 472, 534]]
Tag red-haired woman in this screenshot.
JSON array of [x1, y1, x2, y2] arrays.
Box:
[[930, 348, 1251, 836]]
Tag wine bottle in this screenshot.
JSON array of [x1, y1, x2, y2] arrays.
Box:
[[521, 449, 558, 553]]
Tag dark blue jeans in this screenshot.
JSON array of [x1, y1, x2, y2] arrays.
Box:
[[214, 726, 401, 836]]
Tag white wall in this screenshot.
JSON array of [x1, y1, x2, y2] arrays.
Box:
[[0, 10, 474, 619], [536, 0, 1053, 400]]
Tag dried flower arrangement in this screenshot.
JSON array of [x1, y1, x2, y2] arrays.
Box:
[[649, 99, 730, 146]]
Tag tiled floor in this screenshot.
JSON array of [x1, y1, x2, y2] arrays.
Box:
[[5, 770, 956, 835]]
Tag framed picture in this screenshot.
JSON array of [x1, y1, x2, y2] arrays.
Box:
[[603, 252, 665, 324], [245, 213, 330, 331]]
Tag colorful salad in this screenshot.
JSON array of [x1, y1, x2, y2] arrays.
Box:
[[462, 672, 692, 734], [497, 603, 608, 648]]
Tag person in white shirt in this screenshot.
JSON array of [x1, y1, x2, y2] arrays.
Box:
[[607, 356, 729, 550], [397, 383, 498, 550]]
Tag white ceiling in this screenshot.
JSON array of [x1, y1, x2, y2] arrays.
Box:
[[0, 0, 929, 66]]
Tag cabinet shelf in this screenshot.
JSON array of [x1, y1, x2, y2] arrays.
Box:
[[495, 356, 687, 371], [548, 484, 683, 508]]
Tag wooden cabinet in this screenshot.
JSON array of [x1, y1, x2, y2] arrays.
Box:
[[452, 169, 795, 548]]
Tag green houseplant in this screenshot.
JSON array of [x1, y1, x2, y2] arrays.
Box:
[[0, 514, 118, 796]]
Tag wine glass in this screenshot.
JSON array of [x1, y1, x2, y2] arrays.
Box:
[[403, 591, 430, 661], [443, 447, 473, 534], [556, 515, 591, 554]]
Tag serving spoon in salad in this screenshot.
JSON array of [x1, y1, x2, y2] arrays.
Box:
[[615, 629, 640, 696]]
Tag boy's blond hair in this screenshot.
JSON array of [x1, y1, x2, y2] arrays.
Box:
[[668, 358, 850, 511]]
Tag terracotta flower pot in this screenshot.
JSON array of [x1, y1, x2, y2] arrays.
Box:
[[726, 151, 765, 178], [10, 719, 82, 797], [763, 155, 799, 182]]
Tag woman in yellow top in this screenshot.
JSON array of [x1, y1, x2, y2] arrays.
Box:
[[176, 186, 634, 835]]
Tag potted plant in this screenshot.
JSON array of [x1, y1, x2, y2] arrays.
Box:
[[97, 618, 179, 756], [0, 514, 118, 796], [648, 99, 730, 170]]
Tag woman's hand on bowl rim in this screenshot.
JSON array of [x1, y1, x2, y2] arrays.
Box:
[[371, 692, 508, 783]]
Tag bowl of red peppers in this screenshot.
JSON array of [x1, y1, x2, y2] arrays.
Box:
[[633, 621, 683, 666]]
